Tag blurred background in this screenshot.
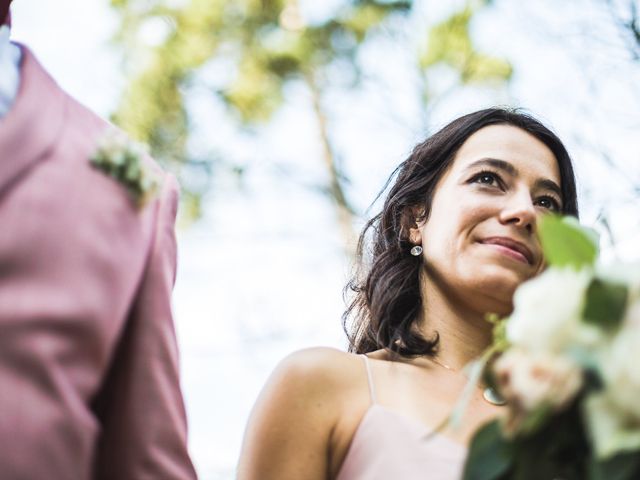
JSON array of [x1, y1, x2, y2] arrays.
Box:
[[10, 0, 640, 478]]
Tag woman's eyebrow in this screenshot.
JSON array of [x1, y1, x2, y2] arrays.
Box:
[[535, 178, 563, 199], [464, 158, 517, 176], [464, 157, 563, 199]]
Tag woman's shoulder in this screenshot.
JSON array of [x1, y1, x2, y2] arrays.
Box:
[[282, 345, 358, 363], [273, 347, 367, 395], [237, 348, 370, 479]]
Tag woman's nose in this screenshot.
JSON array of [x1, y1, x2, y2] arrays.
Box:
[[499, 192, 537, 234]]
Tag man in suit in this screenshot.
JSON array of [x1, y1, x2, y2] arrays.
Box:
[[0, 2, 198, 478]]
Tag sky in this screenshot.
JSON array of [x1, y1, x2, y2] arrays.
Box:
[[10, 0, 640, 478]]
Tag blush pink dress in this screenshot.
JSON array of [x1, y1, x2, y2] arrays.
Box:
[[336, 355, 467, 480]]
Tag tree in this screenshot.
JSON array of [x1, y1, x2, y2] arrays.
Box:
[[109, 0, 512, 249]]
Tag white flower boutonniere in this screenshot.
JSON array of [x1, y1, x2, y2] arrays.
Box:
[[90, 129, 159, 208]]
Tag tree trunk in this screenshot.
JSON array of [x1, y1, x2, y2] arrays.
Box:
[[305, 70, 357, 253]]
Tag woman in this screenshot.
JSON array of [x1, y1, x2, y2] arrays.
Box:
[[237, 108, 579, 479]]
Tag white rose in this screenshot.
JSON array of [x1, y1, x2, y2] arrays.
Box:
[[598, 326, 640, 419], [579, 263, 640, 459], [494, 349, 583, 437], [584, 392, 640, 460], [506, 267, 597, 353], [494, 349, 583, 422], [625, 299, 640, 329]]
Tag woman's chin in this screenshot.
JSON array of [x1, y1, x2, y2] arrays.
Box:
[[478, 264, 534, 289], [465, 270, 525, 314]]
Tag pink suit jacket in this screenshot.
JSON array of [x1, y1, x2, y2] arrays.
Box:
[[0, 46, 197, 479]]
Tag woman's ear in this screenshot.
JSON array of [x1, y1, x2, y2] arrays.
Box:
[[409, 227, 421, 245], [403, 206, 426, 245], [408, 222, 423, 245]]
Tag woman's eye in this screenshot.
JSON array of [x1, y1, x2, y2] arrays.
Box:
[[479, 174, 495, 184], [472, 171, 501, 186], [535, 196, 561, 211]]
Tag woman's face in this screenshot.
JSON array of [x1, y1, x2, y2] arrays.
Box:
[[411, 124, 563, 314]]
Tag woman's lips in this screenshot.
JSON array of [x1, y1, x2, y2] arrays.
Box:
[[482, 242, 530, 264], [478, 237, 534, 265]]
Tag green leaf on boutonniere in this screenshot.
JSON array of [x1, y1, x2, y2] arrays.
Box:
[[463, 420, 512, 480], [90, 129, 159, 208], [582, 277, 628, 330], [538, 215, 599, 269]]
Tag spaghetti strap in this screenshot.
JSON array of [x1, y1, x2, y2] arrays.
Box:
[[360, 354, 377, 404]]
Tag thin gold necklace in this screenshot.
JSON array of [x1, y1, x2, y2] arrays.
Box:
[[426, 356, 506, 406]]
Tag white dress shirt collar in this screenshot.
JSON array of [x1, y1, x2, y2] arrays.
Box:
[[0, 25, 21, 118]]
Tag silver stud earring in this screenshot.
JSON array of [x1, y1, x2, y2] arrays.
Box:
[[410, 245, 423, 256]]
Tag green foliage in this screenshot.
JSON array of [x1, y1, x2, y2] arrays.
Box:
[[109, 0, 512, 223], [218, 1, 412, 123], [342, 1, 411, 41], [463, 420, 512, 480], [516, 403, 554, 437], [485, 312, 509, 353], [419, 4, 512, 85], [588, 451, 640, 480], [111, 0, 412, 138], [465, 401, 593, 480], [582, 278, 629, 330], [110, 0, 226, 173], [538, 215, 599, 269], [221, 54, 285, 123], [90, 130, 159, 207]]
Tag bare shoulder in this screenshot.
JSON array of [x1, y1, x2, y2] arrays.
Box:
[[260, 347, 368, 410], [275, 347, 364, 388], [282, 345, 361, 366], [237, 347, 368, 480]]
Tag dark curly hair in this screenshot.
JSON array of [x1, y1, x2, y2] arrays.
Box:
[[343, 107, 579, 357]]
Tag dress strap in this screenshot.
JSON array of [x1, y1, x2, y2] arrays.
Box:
[[360, 354, 377, 404]]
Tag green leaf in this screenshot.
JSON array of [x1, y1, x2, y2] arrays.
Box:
[[419, 5, 512, 85], [538, 215, 599, 269], [512, 400, 591, 479], [588, 451, 640, 480], [582, 277, 629, 330], [517, 404, 553, 436], [485, 313, 510, 353], [463, 420, 512, 480]]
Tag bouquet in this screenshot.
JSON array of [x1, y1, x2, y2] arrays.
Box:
[[462, 215, 640, 480]]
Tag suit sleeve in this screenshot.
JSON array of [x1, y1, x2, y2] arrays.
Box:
[[92, 174, 197, 480]]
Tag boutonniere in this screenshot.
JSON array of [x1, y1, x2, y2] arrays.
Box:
[[90, 129, 160, 208]]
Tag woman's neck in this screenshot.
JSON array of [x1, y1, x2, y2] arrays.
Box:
[[416, 277, 495, 371]]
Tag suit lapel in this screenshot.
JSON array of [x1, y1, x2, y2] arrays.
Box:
[[0, 44, 66, 197]]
